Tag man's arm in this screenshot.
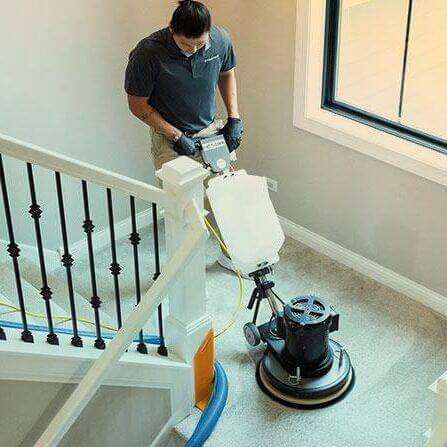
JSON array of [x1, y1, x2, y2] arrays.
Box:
[[218, 68, 240, 119], [127, 95, 182, 141]]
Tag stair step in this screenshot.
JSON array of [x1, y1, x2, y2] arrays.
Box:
[[172, 409, 203, 446], [0, 263, 89, 331], [17, 258, 117, 331], [0, 292, 38, 326], [172, 404, 232, 447]]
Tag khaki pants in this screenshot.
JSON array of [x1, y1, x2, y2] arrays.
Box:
[[150, 121, 234, 250], [150, 120, 224, 173]]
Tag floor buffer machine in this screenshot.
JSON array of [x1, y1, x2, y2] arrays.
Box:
[[197, 134, 355, 409]]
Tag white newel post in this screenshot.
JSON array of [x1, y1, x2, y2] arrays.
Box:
[[426, 373, 447, 446], [157, 156, 211, 365]]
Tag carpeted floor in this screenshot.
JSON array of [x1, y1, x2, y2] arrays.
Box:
[[48, 222, 447, 446], [49, 221, 169, 335], [180, 235, 447, 447]]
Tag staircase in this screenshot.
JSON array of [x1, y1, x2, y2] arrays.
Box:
[[0, 132, 213, 446], [0, 259, 114, 332]]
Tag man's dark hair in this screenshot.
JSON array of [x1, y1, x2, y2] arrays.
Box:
[[170, 0, 212, 38]]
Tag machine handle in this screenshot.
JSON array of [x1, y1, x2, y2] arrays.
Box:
[[248, 289, 259, 310]]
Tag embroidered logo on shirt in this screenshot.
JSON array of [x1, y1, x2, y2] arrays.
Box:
[[204, 55, 220, 63]]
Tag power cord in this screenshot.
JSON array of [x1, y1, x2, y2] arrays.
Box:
[[204, 217, 244, 339], [0, 218, 245, 339], [0, 301, 120, 332]]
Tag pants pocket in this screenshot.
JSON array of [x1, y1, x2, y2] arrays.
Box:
[[150, 131, 163, 156]]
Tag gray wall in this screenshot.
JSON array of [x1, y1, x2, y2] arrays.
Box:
[[0, 1, 176, 249], [207, 0, 447, 297], [2, 0, 446, 297], [0, 380, 170, 446]]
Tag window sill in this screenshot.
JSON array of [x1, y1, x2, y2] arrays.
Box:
[[294, 0, 447, 188]]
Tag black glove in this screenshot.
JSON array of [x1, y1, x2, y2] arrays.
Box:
[[173, 134, 198, 156], [221, 118, 243, 153]]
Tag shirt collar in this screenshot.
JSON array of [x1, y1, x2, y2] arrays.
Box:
[[165, 28, 212, 58], [181, 39, 211, 57]]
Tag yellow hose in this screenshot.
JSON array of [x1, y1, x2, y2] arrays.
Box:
[[0, 218, 244, 339], [0, 301, 119, 332], [204, 217, 244, 338]]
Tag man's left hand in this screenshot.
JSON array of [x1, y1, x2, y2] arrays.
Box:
[[222, 118, 243, 153]]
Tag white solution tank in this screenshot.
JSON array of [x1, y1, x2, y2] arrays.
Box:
[[206, 170, 285, 276]]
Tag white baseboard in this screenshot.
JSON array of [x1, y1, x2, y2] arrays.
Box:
[[0, 241, 60, 273], [59, 207, 165, 261], [0, 327, 190, 390], [279, 216, 447, 318]]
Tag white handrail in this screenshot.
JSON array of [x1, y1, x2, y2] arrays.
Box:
[[0, 132, 167, 207], [34, 200, 208, 447]]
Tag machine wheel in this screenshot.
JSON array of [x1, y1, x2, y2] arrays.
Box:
[[243, 322, 261, 346]]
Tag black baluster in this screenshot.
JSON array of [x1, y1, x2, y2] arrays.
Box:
[[0, 154, 26, 342], [81, 181, 105, 350], [55, 172, 82, 348], [106, 189, 122, 329], [130, 196, 147, 354], [152, 203, 167, 357], [27, 163, 58, 345]]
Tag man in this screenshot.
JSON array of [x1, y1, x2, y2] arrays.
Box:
[[125, 0, 243, 273]]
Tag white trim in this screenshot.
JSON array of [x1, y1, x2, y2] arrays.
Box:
[[279, 215, 447, 318], [0, 329, 192, 447], [294, 0, 447, 188], [424, 428, 431, 444], [0, 240, 60, 273], [431, 371, 447, 399], [58, 207, 165, 260], [0, 328, 189, 388], [151, 414, 183, 447], [427, 371, 447, 446]]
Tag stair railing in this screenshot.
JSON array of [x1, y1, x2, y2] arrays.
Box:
[[0, 133, 212, 446], [0, 132, 168, 351], [35, 199, 208, 447]]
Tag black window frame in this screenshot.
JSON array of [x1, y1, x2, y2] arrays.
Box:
[[321, 0, 447, 156]]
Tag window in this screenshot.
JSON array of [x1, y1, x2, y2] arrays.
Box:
[[322, 0, 447, 155]]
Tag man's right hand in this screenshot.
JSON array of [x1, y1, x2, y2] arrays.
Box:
[[173, 134, 198, 156]]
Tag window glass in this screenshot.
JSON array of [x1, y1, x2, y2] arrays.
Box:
[[336, 0, 408, 120], [401, 0, 447, 140], [324, 0, 447, 152]]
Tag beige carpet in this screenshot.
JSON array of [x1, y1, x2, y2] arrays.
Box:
[[178, 236, 447, 447], [44, 223, 447, 446]]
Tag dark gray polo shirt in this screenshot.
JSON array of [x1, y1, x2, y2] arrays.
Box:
[[125, 26, 237, 134]]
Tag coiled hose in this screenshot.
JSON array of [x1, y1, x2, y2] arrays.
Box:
[[185, 360, 228, 447], [0, 320, 228, 446]]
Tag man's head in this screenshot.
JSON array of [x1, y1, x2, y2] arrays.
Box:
[[170, 0, 211, 55]]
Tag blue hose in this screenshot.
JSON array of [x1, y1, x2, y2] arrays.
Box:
[[0, 319, 160, 345], [0, 319, 228, 445], [186, 360, 228, 447]]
